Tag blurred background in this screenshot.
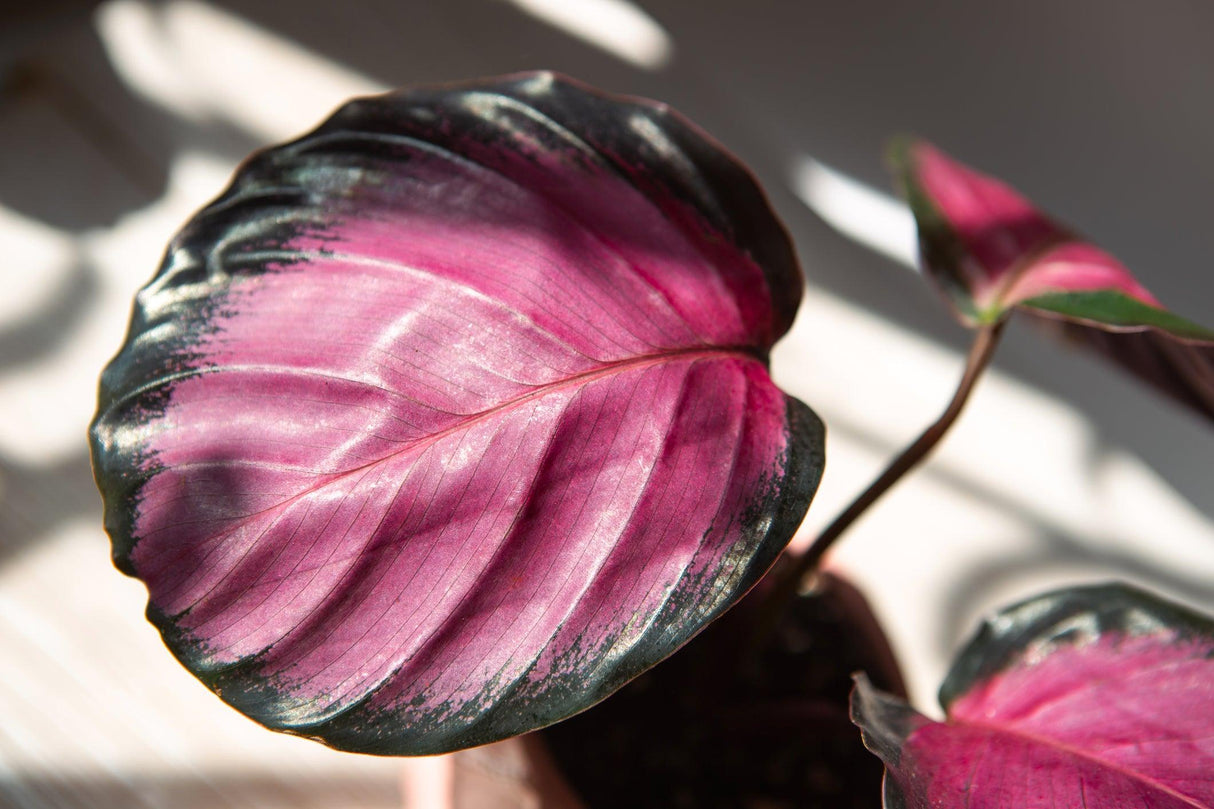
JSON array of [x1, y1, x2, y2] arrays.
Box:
[[2, 1, 1212, 806]]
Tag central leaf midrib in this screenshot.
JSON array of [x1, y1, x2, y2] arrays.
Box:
[[182, 345, 763, 538], [953, 715, 1206, 807]]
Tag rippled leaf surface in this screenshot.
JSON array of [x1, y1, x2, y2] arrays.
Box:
[[90, 73, 824, 754], [853, 584, 1214, 808], [893, 140, 1214, 419]]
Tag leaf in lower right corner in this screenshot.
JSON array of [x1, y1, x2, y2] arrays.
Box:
[[851, 583, 1214, 808]]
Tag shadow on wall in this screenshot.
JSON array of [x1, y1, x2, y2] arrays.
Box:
[[1, 4, 168, 231], [825, 407, 1214, 655], [0, 449, 98, 563]]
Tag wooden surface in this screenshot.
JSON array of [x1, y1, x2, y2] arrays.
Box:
[[2, 2, 1212, 806]]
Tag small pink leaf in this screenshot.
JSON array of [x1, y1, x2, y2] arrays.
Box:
[[893, 139, 1214, 419], [90, 73, 824, 754], [852, 584, 1214, 808]]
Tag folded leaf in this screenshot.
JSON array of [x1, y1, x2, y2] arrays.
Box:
[[893, 139, 1214, 419], [90, 72, 824, 755], [852, 584, 1214, 808]]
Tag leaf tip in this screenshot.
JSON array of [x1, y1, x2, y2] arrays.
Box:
[[850, 673, 924, 768]]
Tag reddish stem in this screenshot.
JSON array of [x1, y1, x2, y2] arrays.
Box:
[[748, 321, 1006, 659]]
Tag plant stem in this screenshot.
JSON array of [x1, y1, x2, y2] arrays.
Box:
[[746, 321, 1006, 662], [799, 319, 1005, 577]]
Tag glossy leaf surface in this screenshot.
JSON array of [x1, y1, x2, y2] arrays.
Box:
[[893, 140, 1214, 419], [853, 584, 1214, 808], [90, 73, 824, 754]]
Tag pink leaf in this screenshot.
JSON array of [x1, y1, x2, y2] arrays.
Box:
[[90, 73, 823, 754], [852, 584, 1214, 808], [893, 139, 1214, 420]]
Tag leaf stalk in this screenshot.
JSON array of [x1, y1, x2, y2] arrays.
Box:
[[748, 321, 1007, 659]]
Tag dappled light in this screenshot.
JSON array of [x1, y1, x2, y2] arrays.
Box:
[[2, 0, 1212, 806], [789, 155, 918, 270], [503, 0, 673, 70]]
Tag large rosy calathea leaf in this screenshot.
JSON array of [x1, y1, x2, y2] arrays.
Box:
[[89, 72, 824, 755], [892, 139, 1214, 420], [852, 584, 1214, 808]]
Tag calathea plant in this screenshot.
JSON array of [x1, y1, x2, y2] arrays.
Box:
[[90, 72, 1214, 807]]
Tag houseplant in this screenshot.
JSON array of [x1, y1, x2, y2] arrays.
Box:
[[90, 72, 1214, 807]]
